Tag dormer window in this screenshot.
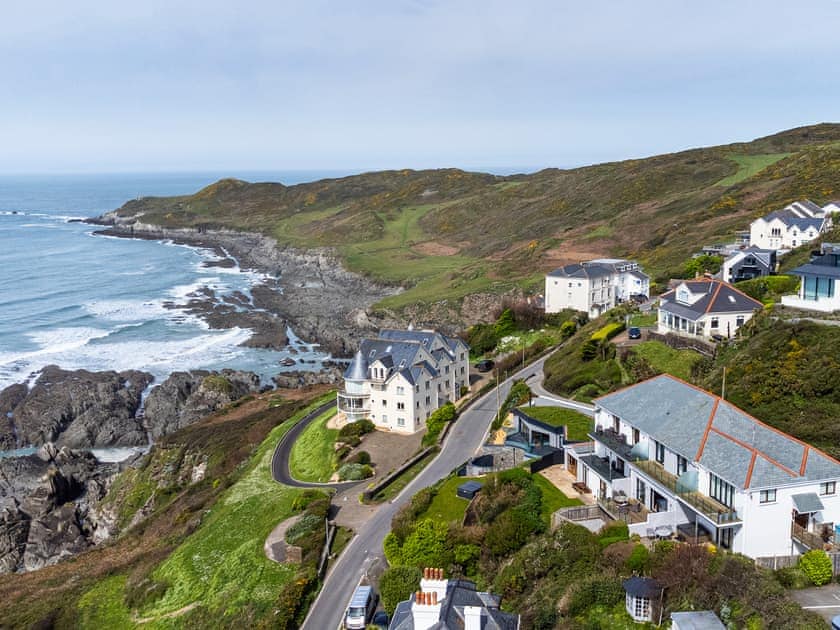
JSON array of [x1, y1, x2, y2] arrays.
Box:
[[677, 288, 690, 304]]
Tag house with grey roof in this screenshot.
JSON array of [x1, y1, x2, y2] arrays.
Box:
[[337, 328, 469, 434], [782, 242, 840, 312], [545, 258, 649, 317], [657, 278, 762, 340], [749, 200, 831, 251], [389, 568, 519, 630], [719, 247, 777, 284], [571, 374, 840, 559]]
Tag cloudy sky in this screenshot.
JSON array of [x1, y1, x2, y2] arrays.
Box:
[[2, 0, 839, 173]]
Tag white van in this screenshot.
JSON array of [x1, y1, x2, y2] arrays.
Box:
[[344, 585, 375, 629]]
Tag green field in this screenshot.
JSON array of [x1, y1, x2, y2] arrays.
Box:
[[289, 408, 339, 482], [531, 472, 583, 523], [520, 405, 594, 440], [419, 476, 481, 524], [628, 312, 657, 327], [632, 340, 701, 380], [715, 153, 791, 186]]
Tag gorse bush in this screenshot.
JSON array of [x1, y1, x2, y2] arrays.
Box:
[[337, 463, 373, 481]]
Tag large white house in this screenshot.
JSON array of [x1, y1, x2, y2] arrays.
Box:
[[657, 278, 763, 340], [749, 200, 831, 251], [545, 259, 649, 317], [336, 328, 469, 434], [566, 375, 840, 559], [782, 242, 840, 312]]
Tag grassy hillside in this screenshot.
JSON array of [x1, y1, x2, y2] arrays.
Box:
[[106, 124, 840, 312], [0, 390, 334, 628]]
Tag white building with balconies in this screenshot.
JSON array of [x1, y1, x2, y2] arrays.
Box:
[[336, 328, 469, 434], [565, 374, 840, 559]]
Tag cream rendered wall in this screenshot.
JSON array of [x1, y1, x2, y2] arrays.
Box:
[[545, 275, 590, 314]]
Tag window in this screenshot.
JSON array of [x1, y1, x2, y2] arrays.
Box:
[[710, 317, 719, 329], [382, 400, 386, 407], [636, 479, 646, 503], [634, 596, 650, 620], [736, 316, 745, 327], [709, 473, 734, 508], [382, 414, 387, 423], [759, 489, 776, 504], [804, 276, 835, 300], [677, 455, 688, 475], [397, 402, 405, 410], [612, 415, 620, 433], [718, 527, 733, 550], [820, 481, 836, 496], [397, 417, 405, 427], [396, 386, 405, 395], [445, 365, 449, 374], [425, 381, 430, 390], [460, 352, 465, 360], [633, 428, 640, 444], [655, 441, 665, 465], [425, 396, 430, 405], [771, 227, 781, 236], [415, 385, 420, 394]]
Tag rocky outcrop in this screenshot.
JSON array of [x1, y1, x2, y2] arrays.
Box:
[[272, 367, 343, 389], [0, 444, 118, 573], [143, 370, 260, 439], [0, 366, 153, 449]]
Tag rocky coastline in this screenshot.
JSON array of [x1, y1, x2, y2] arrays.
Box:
[[87, 215, 401, 356]]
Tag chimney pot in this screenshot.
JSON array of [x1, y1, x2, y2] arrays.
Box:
[[432, 592, 437, 605]]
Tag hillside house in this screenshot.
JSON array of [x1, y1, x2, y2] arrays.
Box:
[[545, 259, 649, 317], [749, 200, 830, 251], [719, 247, 777, 284], [336, 328, 469, 434], [782, 242, 840, 312], [657, 278, 762, 340], [566, 375, 840, 559]]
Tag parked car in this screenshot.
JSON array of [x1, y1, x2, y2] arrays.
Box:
[[344, 585, 376, 629], [475, 359, 495, 373], [628, 327, 642, 340], [372, 610, 389, 629]]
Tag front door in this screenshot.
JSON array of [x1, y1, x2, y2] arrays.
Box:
[[568, 456, 578, 477], [599, 480, 607, 500]]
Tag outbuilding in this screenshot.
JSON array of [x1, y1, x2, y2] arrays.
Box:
[[456, 481, 483, 500], [623, 576, 661, 623]]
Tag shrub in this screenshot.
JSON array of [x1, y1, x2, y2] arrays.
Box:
[[422, 402, 458, 446], [776, 565, 812, 589], [286, 513, 323, 545], [379, 566, 422, 615], [337, 463, 374, 481], [346, 450, 371, 465], [564, 575, 624, 617], [559, 320, 577, 340], [598, 520, 629, 542], [800, 549, 832, 586], [494, 308, 516, 338], [466, 323, 500, 355], [291, 489, 325, 512], [273, 567, 317, 629], [590, 322, 625, 342], [626, 543, 650, 574], [398, 519, 451, 568]]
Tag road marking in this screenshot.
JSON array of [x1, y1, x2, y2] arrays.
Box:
[[802, 604, 840, 609]]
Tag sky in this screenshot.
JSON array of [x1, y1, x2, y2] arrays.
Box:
[[1, 0, 839, 174]]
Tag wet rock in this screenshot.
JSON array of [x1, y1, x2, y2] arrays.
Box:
[[272, 368, 342, 389]]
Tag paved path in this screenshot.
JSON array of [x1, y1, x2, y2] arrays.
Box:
[[525, 372, 595, 417], [301, 353, 558, 630], [270, 400, 361, 491], [790, 583, 840, 624]]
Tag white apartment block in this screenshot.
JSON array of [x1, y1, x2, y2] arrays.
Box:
[[336, 328, 469, 434], [749, 200, 830, 251], [566, 375, 840, 559], [545, 258, 649, 318]]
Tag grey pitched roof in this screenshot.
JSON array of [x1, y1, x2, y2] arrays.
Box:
[[360, 339, 420, 374], [594, 375, 840, 489], [792, 492, 825, 513], [659, 279, 762, 317], [670, 611, 726, 630], [547, 262, 614, 279], [623, 577, 661, 598], [378, 328, 456, 358], [763, 209, 825, 232], [629, 269, 650, 280], [389, 579, 518, 630], [344, 350, 368, 380]]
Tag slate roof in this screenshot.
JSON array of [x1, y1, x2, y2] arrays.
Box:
[[659, 279, 762, 318], [789, 263, 840, 279], [378, 328, 460, 359], [547, 258, 642, 280], [344, 350, 368, 380], [762, 209, 825, 232], [360, 339, 422, 373], [594, 375, 840, 490], [623, 577, 661, 598], [792, 492, 825, 513], [390, 579, 519, 630]]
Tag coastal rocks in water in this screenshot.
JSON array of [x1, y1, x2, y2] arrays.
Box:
[[0, 445, 116, 574], [0, 366, 154, 449], [272, 367, 342, 389], [143, 369, 260, 439]]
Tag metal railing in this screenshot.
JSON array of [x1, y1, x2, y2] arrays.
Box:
[[598, 497, 649, 524]]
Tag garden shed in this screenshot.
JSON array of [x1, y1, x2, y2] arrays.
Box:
[[457, 480, 483, 500]]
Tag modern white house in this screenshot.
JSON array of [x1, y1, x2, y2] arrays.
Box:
[[749, 200, 830, 251], [719, 247, 777, 284], [657, 278, 763, 340], [782, 242, 840, 312], [565, 374, 840, 559], [545, 259, 649, 317], [336, 328, 469, 434]]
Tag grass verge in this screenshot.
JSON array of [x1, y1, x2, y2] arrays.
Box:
[[289, 408, 339, 482]]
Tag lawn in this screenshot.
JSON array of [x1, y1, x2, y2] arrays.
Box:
[[289, 407, 339, 482], [72, 396, 335, 627], [628, 312, 657, 327], [632, 340, 701, 381], [715, 153, 791, 186], [419, 475, 481, 524], [519, 405, 594, 441], [531, 473, 582, 524]]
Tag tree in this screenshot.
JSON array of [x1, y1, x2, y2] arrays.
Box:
[[683, 254, 723, 278], [379, 566, 422, 615], [399, 519, 451, 568]]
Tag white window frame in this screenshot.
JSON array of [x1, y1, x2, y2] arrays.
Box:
[[759, 489, 776, 504]]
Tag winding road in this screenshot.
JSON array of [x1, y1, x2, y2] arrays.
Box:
[[300, 351, 564, 630]]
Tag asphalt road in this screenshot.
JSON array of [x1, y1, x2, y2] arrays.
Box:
[[271, 399, 361, 490], [301, 353, 557, 630]]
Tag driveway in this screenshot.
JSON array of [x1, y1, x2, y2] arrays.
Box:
[[301, 351, 560, 629], [790, 584, 840, 625]]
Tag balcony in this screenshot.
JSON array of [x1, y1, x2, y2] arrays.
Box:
[[633, 460, 740, 525], [592, 427, 634, 460], [791, 522, 837, 551], [598, 497, 649, 525], [580, 454, 626, 482], [337, 391, 370, 414]]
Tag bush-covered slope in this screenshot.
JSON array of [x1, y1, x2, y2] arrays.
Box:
[[104, 124, 840, 310]]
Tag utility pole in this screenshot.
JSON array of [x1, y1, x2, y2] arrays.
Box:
[[721, 367, 727, 400], [495, 367, 501, 422]]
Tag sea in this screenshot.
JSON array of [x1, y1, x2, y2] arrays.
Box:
[[0, 171, 354, 392]]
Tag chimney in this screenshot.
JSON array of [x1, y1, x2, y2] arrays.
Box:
[[411, 586, 441, 630], [464, 605, 484, 630], [420, 567, 448, 603]]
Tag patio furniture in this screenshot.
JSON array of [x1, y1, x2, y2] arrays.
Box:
[[646, 528, 656, 539], [654, 525, 672, 539]]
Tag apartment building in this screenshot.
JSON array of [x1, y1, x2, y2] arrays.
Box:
[[545, 259, 649, 317]]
